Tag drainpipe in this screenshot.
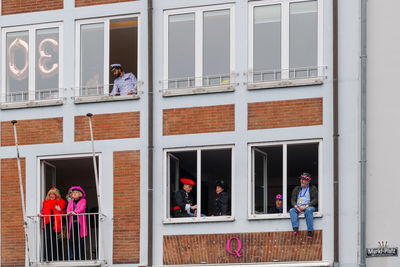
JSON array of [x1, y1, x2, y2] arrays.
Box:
[[359, 0, 367, 266], [332, 0, 339, 264], [147, 0, 154, 266]]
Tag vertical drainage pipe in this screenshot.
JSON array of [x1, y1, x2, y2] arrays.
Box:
[[360, 0, 367, 266], [147, 0, 154, 265], [332, 0, 339, 264]]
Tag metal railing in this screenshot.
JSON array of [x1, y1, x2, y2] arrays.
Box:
[[163, 73, 232, 90], [33, 213, 100, 263], [76, 82, 138, 97], [250, 66, 326, 83], [35, 88, 60, 101], [4, 88, 61, 103], [5, 91, 29, 103]]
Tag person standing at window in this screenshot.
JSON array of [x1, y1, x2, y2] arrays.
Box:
[[40, 187, 66, 261], [289, 172, 318, 239], [212, 180, 231, 216], [269, 194, 283, 214], [66, 186, 87, 260], [174, 178, 197, 217], [109, 64, 137, 96]]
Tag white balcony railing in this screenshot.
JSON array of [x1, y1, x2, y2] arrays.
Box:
[[3, 88, 61, 104], [31, 213, 101, 263], [249, 66, 327, 84], [162, 73, 232, 90]]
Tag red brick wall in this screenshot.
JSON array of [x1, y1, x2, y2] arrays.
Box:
[[75, 112, 140, 142], [113, 150, 140, 264], [1, 118, 63, 147], [2, 0, 63, 15], [163, 105, 235, 136], [248, 98, 323, 130], [75, 0, 135, 7], [163, 231, 322, 265], [1, 158, 26, 267]]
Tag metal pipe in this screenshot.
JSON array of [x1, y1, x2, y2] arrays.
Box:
[[332, 0, 339, 264], [11, 120, 31, 266], [360, 0, 367, 266], [147, 0, 154, 265]]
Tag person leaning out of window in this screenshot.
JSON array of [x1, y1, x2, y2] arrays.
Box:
[[109, 64, 137, 96], [290, 172, 318, 239], [212, 180, 231, 216]]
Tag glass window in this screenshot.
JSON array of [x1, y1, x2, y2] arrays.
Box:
[[289, 1, 318, 78], [250, 141, 320, 216], [203, 9, 230, 86], [166, 147, 233, 221], [253, 5, 281, 82]]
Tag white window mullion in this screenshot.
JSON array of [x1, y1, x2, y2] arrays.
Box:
[[230, 6, 235, 83], [29, 28, 35, 101], [1, 29, 6, 103], [248, 5, 254, 84], [317, 0, 323, 77], [283, 143, 288, 213], [195, 11, 203, 87], [58, 25, 64, 98], [281, 1, 290, 80], [104, 20, 110, 95], [196, 149, 201, 218]]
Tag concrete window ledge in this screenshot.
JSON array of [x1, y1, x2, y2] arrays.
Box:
[[36, 260, 103, 267], [74, 94, 140, 104], [153, 262, 333, 267], [163, 216, 235, 224], [162, 85, 235, 97], [248, 212, 323, 220], [248, 78, 323, 90], [0, 99, 63, 110]]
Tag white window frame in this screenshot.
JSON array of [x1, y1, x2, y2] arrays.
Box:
[[248, 0, 324, 89], [75, 14, 141, 102], [163, 145, 235, 224], [35, 153, 103, 263], [1, 22, 64, 106], [163, 4, 236, 96], [247, 139, 323, 220]]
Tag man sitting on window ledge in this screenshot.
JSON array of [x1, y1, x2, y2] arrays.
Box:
[[110, 64, 137, 96], [289, 172, 318, 239], [174, 178, 198, 217]]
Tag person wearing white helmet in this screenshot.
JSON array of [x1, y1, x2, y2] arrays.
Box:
[[109, 64, 137, 96]]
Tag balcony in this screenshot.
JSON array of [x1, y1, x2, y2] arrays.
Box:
[[1, 88, 63, 109]]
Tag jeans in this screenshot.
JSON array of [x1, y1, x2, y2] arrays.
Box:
[[289, 206, 316, 232]]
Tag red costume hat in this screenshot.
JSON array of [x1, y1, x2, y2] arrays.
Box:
[[180, 178, 196, 186]]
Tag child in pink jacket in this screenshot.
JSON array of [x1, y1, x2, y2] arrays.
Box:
[[67, 186, 87, 260]]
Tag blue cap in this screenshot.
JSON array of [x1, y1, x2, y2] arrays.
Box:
[[275, 194, 283, 200]]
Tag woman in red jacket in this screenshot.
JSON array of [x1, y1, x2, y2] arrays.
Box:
[[40, 187, 66, 261]]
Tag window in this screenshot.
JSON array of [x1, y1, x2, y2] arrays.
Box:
[[248, 0, 323, 87], [249, 140, 321, 218], [164, 146, 233, 222], [76, 15, 139, 98], [163, 5, 235, 95], [1, 23, 62, 103]]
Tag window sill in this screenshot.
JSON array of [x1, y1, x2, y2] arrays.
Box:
[[162, 84, 235, 97], [0, 99, 63, 110], [163, 215, 234, 224], [248, 77, 323, 90], [36, 260, 103, 267], [248, 212, 322, 220], [74, 94, 140, 104]]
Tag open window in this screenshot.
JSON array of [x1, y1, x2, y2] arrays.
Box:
[[163, 4, 235, 96], [37, 156, 100, 263], [1, 23, 62, 105], [76, 15, 139, 99], [248, 0, 324, 89], [249, 140, 321, 218], [165, 146, 233, 222]]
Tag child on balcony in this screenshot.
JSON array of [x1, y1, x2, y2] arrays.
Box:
[[40, 187, 66, 261], [66, 186, 87, 260]]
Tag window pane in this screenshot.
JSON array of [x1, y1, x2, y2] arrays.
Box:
[[168, 151, 197, 218], [253, 146, 283, 214], [289, 1, 318, 79], [110, 17, 138, 94], [201, 149, 231, 216], [287, 143, 319, 211], [80, 23, 104, 95], [253, 5, 281, 82], [6, 31, 29, 102], [203, 9, 230, 86], [168, 13, 195, 88], [36, 28, 59, 100]]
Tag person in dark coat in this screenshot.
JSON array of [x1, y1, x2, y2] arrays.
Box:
[[212, 180, 231, 216], [268, 194, 283, 214], [174, 178, 197, 217]]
